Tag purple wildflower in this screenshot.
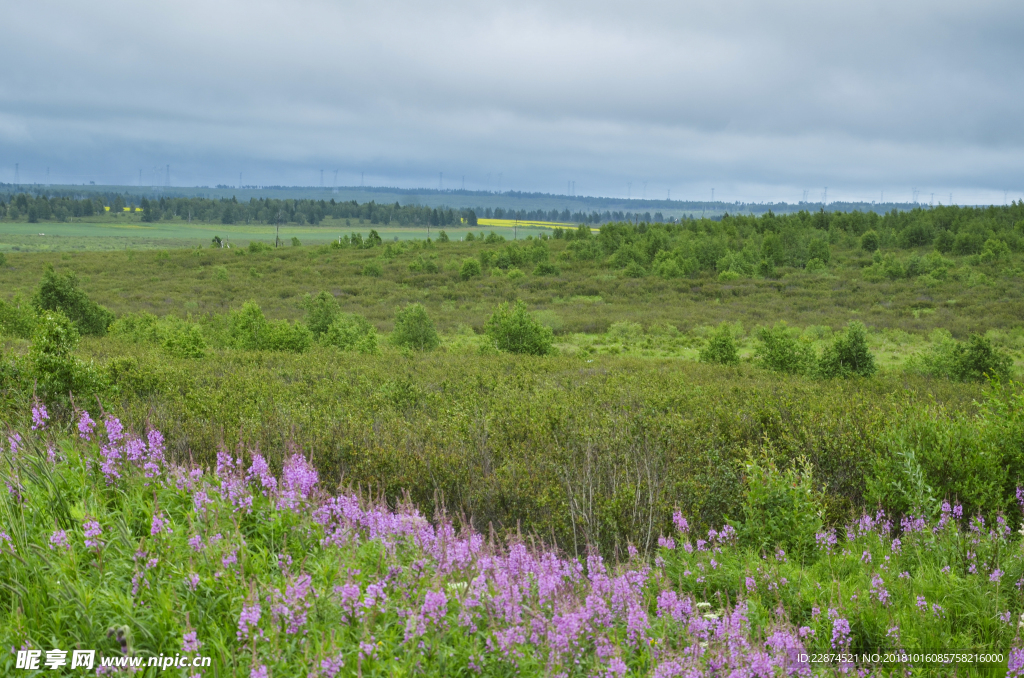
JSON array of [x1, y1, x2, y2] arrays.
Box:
[[991, 569, 1004, 583], [182, 630, 201, 653], [657, 535, 675, 549], [672, 511, 689, 534], [319, 654, 345, 678], [0, 530, 14, 553], [83, 519, 103, 549], [237, 603, 262, 640], [48, 530, 69, 550], [77, 411, 95, 440], [150, 512, 171, 536], [250, 665, 268, 678], [31, 403, 49, 430], [830, 617, 852, 651]]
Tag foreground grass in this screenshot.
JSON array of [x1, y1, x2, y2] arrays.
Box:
[[1, 417, 1021, 676]]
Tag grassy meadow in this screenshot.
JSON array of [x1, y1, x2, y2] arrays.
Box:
[[4, 200, 1024, 674]]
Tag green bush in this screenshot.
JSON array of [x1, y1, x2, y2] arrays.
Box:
[[291, 236, 301, 247], [228, 301, 310, 352], [362, 261, 383, 277], [818, 322, 876, 378], [732, 455, 823, 561], [533, 262, 560, 276], [162, 323, 208, 359], [322, 313, 379, 354], [753, 325, 815, 375], [951, 335, 1013, 382], [807, 237, 831, 264], [30, 310, 102, 407], [0, 295, 38, 339], [860, 230, 879, 252], [0, 251, 6, 267], [33, 266, 114, 336], [756, 258, 776, 278], [248, 241, 273, 253], [302, 291, 340, 338], [866, 408, 1005, 518], [485, 300, 555, 356], [390, 303, 439, 351], [699, 324, 740, 365], [437, 230, 450, 243], [460, 258, 481, 281], [624, 261, 647, 278]]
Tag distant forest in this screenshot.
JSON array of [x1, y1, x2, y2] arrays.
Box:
[[0, 192, 698, 226]]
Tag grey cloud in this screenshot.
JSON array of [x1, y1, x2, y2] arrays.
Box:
[[1, 0, 1022, 203]]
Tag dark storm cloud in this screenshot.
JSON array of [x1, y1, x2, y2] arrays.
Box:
[[1, 0, 1022, 203]]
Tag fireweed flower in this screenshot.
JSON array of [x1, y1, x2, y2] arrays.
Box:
[[83, 520, 103, 549], [182, 630, 201, 653], [0, 531, 15, 553], [237, 603, 262, 640], [831, 617, 852, 651], [151, 512, 171, 536], [250, 665, 268, 678], [49, 530, 69, 550], [991, 569, 1004, 583], [77, 411, 96, 440], [31, 403, 48, 430], [657, 535, 675, 550]]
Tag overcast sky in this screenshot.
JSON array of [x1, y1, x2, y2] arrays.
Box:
[[1, 0, 1022, 204]]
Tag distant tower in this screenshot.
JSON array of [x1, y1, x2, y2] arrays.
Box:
[[166, 164, 170, 187], [822, 187, 827, 205], [711, 188, 715, 203], [439, 172, 443, 190], [461, 175, 465, 191], [361, 172, 364, 187], [667, 189, 670, 201]]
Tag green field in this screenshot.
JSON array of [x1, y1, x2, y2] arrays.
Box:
[[0, 217, 552, 253]]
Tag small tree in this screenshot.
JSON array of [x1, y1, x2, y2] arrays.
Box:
[[818, 322, 876, 378], [229, 301, 270, 350], [485, 300, 554, 355], [860, 230, 880, 252], [323, 313, 379, 354], [733, 455, 823, 561], [699, 325, 740, 365], [302, 291, 340, 338], [754, 325, 815, 375], [951, 335, 1012, 382], [391, 304, 439, 351], [31, 310, 100, 407], [33, 265, 114, 336], [460, 258, 481, 281]]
